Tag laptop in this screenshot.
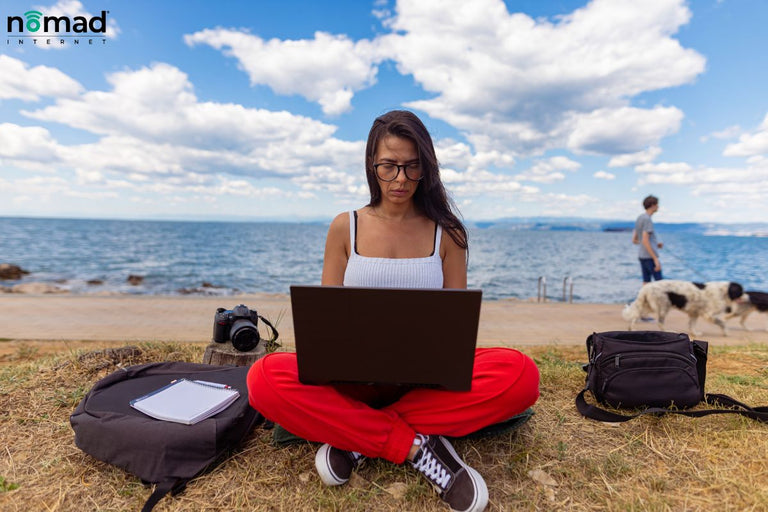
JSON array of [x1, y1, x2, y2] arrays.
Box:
[[290, 285, 482, 391]]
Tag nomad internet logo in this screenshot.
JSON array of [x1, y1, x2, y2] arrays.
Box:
[[6, 9, 109, 46]]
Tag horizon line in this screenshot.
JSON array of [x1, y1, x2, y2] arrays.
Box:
[[1, 213, 767, 227]]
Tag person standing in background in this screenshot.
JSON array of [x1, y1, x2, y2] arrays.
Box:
[[632, 195, 664, 284]]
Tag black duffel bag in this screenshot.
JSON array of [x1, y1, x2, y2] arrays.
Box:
[[576, 330, 768, 423]]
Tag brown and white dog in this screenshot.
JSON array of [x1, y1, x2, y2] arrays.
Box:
[[724, 290, 768, 331], [622, 280, 745, 336]]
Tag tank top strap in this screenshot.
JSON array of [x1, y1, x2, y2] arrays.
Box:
[[433, 224, 443, 257], [348, 210, 357, 255]]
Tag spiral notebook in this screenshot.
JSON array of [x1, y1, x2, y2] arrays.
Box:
[[130, 378, 240, 425]]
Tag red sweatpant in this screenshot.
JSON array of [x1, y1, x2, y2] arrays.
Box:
[[247, 347, 540, 464]]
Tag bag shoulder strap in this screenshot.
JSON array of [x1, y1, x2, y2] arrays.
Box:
[[141, 478, 187, 512], [576, 389, 768, 423]]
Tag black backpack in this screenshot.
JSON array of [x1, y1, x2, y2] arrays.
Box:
[[575, 330, 768, 423], [70, 361, 263, 512]]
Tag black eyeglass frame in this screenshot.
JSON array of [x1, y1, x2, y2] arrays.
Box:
[[372, 162, 424, 182]]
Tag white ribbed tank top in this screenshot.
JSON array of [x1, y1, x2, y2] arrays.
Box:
[[343, 210, 444, 289]]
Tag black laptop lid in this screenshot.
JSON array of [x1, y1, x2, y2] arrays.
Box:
[[290, 285, 482, 391]]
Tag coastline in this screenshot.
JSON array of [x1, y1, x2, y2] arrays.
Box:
[[1, 294, 766, 361]]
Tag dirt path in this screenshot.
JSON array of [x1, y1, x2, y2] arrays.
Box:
[[1, 294, 766, 362]]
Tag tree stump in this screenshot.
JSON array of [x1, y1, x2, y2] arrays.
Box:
[[202, 341, 266, 367]]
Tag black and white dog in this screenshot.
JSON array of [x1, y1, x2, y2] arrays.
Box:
[[724, 291, 768, 331], [622, 280, 744, 336]]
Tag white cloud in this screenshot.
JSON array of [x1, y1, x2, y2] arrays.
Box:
[[435, 139, 515, 172], [515, 156, 580, 183], [457, 190, 603, 219], [25, 63, 342, 157], [700, 124, 741, 142], [0, 175, 119, 202], [1, 61, 377, 205], [635, 161, 693, 173], [0, 55, 83, 101], [179, 0, 701, 156], [184, 29, 381, 115], [380, 0, 703, 155], [593, 170, 615, 180], [638, 162, 768, 202], [723, 113, 768, 157], [440, 166, 539, 198], [292, 166, 368, 198], [0, 123, 62, 161], [21, 63, 364, 182], [566, 106, 683, 155], [608, 146, 662, 167]]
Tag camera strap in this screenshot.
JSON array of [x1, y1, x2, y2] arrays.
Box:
[[258, 314, 279, 342]]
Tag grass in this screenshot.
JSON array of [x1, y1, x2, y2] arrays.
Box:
[[1, 342, 767, 511]]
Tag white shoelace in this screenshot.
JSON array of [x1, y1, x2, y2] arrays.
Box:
[[413, 447, 452, 490]]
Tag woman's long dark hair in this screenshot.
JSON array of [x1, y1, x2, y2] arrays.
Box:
[[364, 110, 468, 250]]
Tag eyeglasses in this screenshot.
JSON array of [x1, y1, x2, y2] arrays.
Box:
[[373, 162, 423, 182]]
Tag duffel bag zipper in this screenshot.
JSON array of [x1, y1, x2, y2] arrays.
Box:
[[601, 366, 698, 393], [603, 351, 696, 369]]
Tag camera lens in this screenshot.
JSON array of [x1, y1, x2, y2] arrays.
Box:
[[230, 318, 260, 352]]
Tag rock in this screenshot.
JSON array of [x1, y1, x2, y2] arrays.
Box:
[[87, 279, 104, 285], [0, 263, 30, 280], [528, 469, 558, 487], [11, 282, 66, 294], [177, 282, 225, 295], [127, 275, 144, 285]]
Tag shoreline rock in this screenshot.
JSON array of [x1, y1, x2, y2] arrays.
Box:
[[10, 282, 67, 294], [0, 263, 30, 280]]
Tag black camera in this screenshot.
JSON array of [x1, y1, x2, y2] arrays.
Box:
[[213, 304, 262, 352]]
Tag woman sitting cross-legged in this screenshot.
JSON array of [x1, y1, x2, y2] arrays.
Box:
[[247, 110, 540, 512]]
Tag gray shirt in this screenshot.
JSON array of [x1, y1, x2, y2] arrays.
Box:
[[635, 213, 658, 259]]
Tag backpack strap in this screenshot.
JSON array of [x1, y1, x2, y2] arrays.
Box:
[[141, 478, 187, 512], [576, 389, 768, 423]]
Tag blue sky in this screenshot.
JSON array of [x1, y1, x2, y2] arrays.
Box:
[[1, 0, 767, 223]]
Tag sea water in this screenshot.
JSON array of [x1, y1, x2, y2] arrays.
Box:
[[1, 217, 766, 304]]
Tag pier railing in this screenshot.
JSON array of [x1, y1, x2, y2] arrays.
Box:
[[537, 276, 574, 303]]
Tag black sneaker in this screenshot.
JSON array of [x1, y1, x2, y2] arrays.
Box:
[[314, 443, 364, 486], [410, 435, 488, 512]]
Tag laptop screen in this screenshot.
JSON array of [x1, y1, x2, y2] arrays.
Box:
[[290, 286, 482, 391]]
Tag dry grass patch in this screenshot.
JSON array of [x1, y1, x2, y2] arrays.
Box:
[[1, 342, 767, 511]]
